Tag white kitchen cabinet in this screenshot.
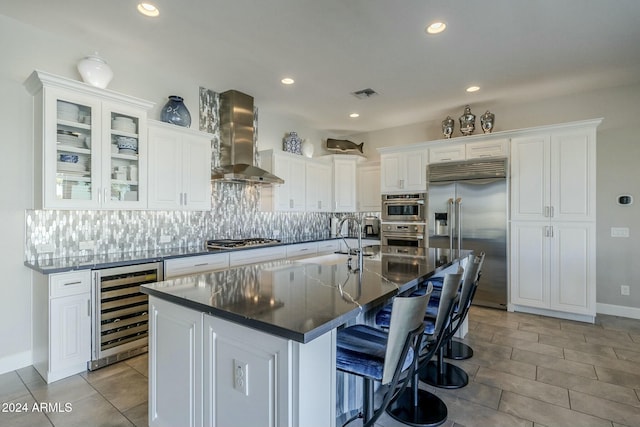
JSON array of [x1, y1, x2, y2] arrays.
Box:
[[148, 296, 203, 427], [305, 161, 332, 212], [379, 149, 427, 193], [164, 253, 230, 279], [147, 120, 212, 210], [286, 242, 318, 259], [317, 239, 341, 254], [260, 150, 307, 211], [332, 156, 358, 212], [511, 126, 596, 222], [510, 221, 595, 321], [357, 162, 380, 212], [25, 70, 153, 209], [465, 138, 508, 160], [428, 144, 466, 164], [509, 119, 600, 322], [229, 245, 288, 267], [32, 270, 92, 383]]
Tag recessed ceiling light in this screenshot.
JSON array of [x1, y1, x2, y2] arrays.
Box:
[[426, 21, 446, 35], [349, 113, 360, 118], [466, 86, 480, 93], [281, 77, 295, 85], [137, 2, 159, 17]]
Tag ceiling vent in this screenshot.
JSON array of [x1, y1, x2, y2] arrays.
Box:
[[351, 88, 378, 99]]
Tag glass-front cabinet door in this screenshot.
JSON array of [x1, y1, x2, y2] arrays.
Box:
[[101, 102, 147, 209], [44, 88, 101, 209]]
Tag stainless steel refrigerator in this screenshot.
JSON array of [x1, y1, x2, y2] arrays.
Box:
[[427, 158, 508, 309]]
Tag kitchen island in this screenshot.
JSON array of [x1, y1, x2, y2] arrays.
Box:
[[141, 246, 469, 427]]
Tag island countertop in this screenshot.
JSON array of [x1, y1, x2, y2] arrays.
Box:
[[141, 246, 470, 343]]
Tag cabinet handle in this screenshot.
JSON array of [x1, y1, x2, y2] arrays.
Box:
[[318, 200, 322, 209], [193, 263, 209, 267], [184, 193, 188, 206], [550, 206, 554, 218], [180, 193, 184, 205], [549, 226, 554, 238], [290, 199, 294, 209], [441, 158, 452, 161], [399, 179, 405, 189], [544, 206, 550, 217], [87, 299, 91, 317], [63, 281, 82, 286]]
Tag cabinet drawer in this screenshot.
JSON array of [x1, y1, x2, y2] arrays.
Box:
[[466, 138, 508, 159], [286, 242, 318, 259], [229, 246, 287, 267], [317, 240, 341, 254], [50, 270, 91, 298], [164, 253, 230, 279], [429, 145, 465, 164]]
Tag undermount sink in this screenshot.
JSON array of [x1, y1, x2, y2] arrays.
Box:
[[294, 253, 351, 266]]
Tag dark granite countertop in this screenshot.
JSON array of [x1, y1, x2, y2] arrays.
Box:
[[24, 235, 381, 274], [141, 246, 471, 343]]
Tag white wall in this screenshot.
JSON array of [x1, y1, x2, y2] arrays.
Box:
[[349, 83, 640, 315]]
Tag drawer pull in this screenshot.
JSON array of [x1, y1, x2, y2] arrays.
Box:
[[63, 281, 82, 286], [193, 263, 209, 267]]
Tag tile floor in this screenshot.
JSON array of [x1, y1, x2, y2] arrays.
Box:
[[1, 306, 639, 427]]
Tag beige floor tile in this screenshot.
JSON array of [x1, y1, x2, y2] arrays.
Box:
[[569, 389, 640, 427], [597, 314, 640, 335], [511, 348, 597, 379], [537, 366, 640, 408], [461, 337, 514, 361], [475, 367, 570, 408], [80, 362, 132, 384], [460, 352, 538, 380], [491, 335, 565, 358], [631, 332, 640, 344], [433, 380, 502, 410], [614, 347, 640, 363], [518, 324, 586, 342], [538, 334, 617, 358], [564, 348, 640, 374], [585, 334, 640, 353], [440, 393, 533, 427], [516, 316, 562, 330], [0, 371, 30, 402], [473, 317, 521, 331], [0, 394, 52, 427], [123, 354, 148, 378], [490, 327, 540, 342], [499, 391, 611, 427], [16, 365, 47, 387], [595, 365, 640, 390], [27, 374, 97, 405], [89, 368, 148, 413], [46, 393, 134, 427], [122, 401, 148, 427]]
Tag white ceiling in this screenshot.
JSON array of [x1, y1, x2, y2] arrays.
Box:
[[3, 0, 640, 135]]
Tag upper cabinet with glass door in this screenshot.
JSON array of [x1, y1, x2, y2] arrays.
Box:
[[25, 70, 154, 209]]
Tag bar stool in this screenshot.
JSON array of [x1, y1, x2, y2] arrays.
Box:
[[419, 254, 483, 389], [444, 252, 485, 361], [336, 288, 432, 427], [378, 272, 462, 427]]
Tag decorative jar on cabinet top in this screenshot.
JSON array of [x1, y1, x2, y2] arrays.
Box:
[[77, 52, 113, 89], [459, 105, 476, 136], [161, 96, 191, 127]]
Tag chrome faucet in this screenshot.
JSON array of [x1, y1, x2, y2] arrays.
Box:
[[337, 215, 363, 272]]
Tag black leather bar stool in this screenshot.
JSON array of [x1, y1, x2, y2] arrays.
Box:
[[419, 254, 483, 389], [377, 272, 462, 427], [336, 288, 432, 427]]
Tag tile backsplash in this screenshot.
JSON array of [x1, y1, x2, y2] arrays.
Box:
[[24, 182, 374, 263]]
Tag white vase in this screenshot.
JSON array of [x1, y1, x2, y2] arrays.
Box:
[[77, 52, 113, 89], [301, 139, 314, 158]]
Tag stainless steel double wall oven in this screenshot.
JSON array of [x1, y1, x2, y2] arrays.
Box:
[[380, 192, 428, 250]]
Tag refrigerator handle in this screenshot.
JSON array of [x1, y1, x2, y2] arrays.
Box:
[[447, 198, 454, 252], [456, 197, 462, 254]]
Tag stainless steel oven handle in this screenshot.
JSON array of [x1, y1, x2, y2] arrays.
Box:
[[383, 233, 424, 239]]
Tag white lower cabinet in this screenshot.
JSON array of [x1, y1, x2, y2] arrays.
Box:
[[164, 253, 230, 279], [148, 296, 203, 427], [33, 270, 91, 383], [148, 295, 336, 427], [510, 221, 595, 321]]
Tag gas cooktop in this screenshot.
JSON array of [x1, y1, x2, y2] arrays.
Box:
[[206, 238, 281, 250]]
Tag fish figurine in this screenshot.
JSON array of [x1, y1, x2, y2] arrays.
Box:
[[326, 138, 364, 154]]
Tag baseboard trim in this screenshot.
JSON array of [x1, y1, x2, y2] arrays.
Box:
[[0, 350, 32, 375], [596, 303, 640, 320]]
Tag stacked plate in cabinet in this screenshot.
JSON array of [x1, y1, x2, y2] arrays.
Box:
[[112, 116, 137, 133], [57, 101, 79, 122], [57, 130, 85, 148]]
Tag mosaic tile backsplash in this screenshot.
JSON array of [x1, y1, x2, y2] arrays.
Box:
[[25, 182, 374, 262]]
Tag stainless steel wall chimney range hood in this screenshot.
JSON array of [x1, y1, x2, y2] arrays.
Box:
[[211, 90, 284, 184]]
